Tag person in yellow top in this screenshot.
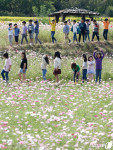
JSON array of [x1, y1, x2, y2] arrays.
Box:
[[101, 17, 110, 41], [49, 17, 57, 43]]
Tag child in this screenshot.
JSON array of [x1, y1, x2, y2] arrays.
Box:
[[34, 20, 42, 44], [79, 18, 86, 43], [93, 50, 104, 83], [101, 17, 110, 41], [71, 20, 77, 43], [85, 19, 91, 42], [18, 52, 27, 82], [1, 52, 11, 84], [71, 63, 80, 83], [53, 51, 61, 83], [49, 17, 57, 43], [41, 55, 49, 80], [21, 21, 28, 45], [87, 56, 95, 81], [8, 23, 13, 46], [92, 20, 99, 41], [82, 54, 87, 83], [14, 24, 20, 45], [63, 21, 71, 43], [28, 20, 34, 45]]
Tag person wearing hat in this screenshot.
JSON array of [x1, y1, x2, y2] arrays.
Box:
[[14, 23, 20, 45], [34, 20, 42, 44], [63, 20, 71, 43], [21, 21, 28, 45], [101, 17, 110, 41], [49, 17, 57, 43], [28, 20, 34, 45]]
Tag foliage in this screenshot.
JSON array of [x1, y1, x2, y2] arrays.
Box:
[[105, 6, 113, 17], [0, 0, 113, 16]]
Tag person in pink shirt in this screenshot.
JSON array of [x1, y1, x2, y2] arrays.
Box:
[[1, 52, 11, 84]]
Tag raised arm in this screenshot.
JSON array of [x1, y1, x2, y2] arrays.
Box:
[[49, 17, 52, 25], [101, 50, 104, 59], [93, 51, 97, 60]]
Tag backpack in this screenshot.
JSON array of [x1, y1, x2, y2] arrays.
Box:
[[77, 26, 81, 34], [71, 26, 73, 32]]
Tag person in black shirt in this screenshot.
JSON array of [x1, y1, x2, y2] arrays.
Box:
[[18, 52, 27, 82]]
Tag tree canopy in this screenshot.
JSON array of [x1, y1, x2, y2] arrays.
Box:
[[0, 0, 113, 16]]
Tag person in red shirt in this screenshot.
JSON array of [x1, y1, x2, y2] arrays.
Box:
[[101, 17, 110, 41]]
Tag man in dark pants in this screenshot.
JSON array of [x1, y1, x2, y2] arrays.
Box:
[[92, 20, 99, 41], [79, 18, 86, 43], [101, 17, 110, 41]]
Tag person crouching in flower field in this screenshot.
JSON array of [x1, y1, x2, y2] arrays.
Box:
[[1, 52, 11, 84], [63, 21, 71, 43], [34, 20, 42, 44], [53, 51, 61, 83], [49, 17, 57, 43], [18, 52, 27, 82], [41, 55, 49, 81], [93, 49, 104, 83], [71, 63, 80, 83]]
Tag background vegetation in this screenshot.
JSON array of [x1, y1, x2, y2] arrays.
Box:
[[0, 0, 113, 17]]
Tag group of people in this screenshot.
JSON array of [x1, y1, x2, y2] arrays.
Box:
[[1, 48, 104, 84], [8, 17, 110, 46], [8, 20, 42, 46]]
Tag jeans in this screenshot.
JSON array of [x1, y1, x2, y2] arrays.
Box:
[[96, 69, 102, 83], [85, 30, 90, 41], [51, 31, 56, 43], [73, 71, 79, 83], [1, 69, 9, 81], [9, 35, 13, 45], [103, 29, 108, 40], [42, 69, 47, 80], [82, 69, 87, 82], [21, 34, 28, 44], [92, 32, 99, 41], [73, 33, 77, 41], [79, 31, 85, 42], [35, 33, 42, 44]]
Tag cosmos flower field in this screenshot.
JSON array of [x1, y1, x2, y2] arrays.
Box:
[[0, 50, 113, 149]]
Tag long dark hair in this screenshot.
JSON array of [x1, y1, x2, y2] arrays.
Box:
[[54, 51, 61, 59], [71, 63, 76, 70], [22, 52, 27, 59], [83, 54, 87, 62], [45, 56, 49, 64]]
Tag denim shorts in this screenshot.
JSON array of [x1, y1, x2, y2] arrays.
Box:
[[19, 68, 27, 74]]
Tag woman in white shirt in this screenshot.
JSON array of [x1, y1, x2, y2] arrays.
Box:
[[82, 54, 87, 83], [53, 51, 61, 83]]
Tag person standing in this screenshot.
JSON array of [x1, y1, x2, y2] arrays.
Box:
[[28, 20, 34, 45], [79, 18, 86, 43], [1, 53, 11, 84], [63, 21, 71, 43], [71, 20, 77, 43], [14, 24, 20, 45], [93, 50, 104, 83], [8, 23, 13, 46], [21, 21, 28, 45], [92, 20, 99, 41], [101, 17, 110, 41], [49, 17, 57, 43], [34, 20, 42, 44], [85, 19, 91, 42]]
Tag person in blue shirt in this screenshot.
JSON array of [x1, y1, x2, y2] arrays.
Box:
[[63, 21, 71, 43], [14, 24, 20, 45], [79, 18, 86, 43], [34, 21, 42, 44]]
